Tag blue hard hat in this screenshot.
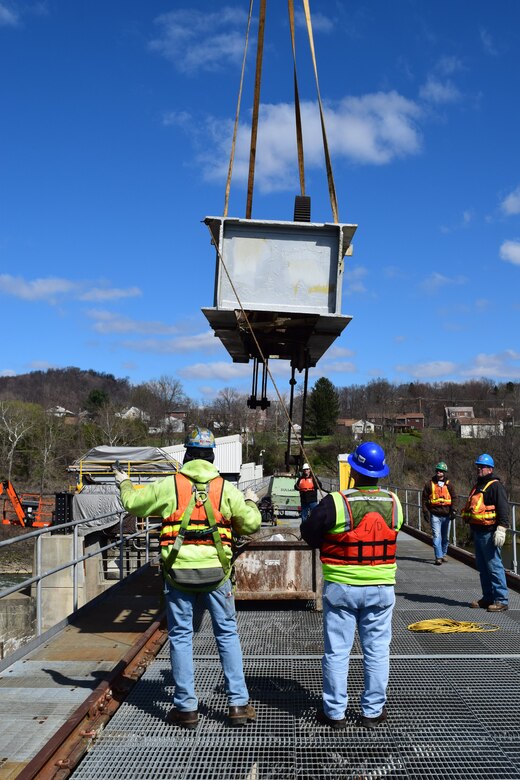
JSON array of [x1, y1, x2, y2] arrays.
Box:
[[348, 441, 389, 478], [185, 426, 216, 449], [475, 453, 494, 468]]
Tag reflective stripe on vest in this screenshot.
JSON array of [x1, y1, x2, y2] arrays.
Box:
[[160, 473, 230, 547], [461, 479, 497, 526], [321, 488, 398, 566], [429, 480, 452, 506]]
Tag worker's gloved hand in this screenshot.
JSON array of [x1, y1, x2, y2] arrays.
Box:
[[244, 488, 259, 504], [113, 469, 130, 487], [493, 526, 506, 548]]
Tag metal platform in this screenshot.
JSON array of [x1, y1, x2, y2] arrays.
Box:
[[71, 533, 520, 779]]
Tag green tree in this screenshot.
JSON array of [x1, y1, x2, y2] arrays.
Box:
[[306, 378, 340, 437]]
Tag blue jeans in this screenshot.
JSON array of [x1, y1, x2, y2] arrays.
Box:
[[301, 501, 318, 522], [471, 526, 508, 605], [322, 581, 395, 720], [430, 513, 451, 559], [164, 577, 249, 712]]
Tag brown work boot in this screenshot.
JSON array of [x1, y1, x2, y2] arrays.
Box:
[[165, 708, 199, 729], [470, 598, 492, 609], [487, 602, 508, 612], [228, 703, 257, 726], [434, 558, 443, 566], [359, 707, 388, 729], [442, 557, 449, 562], [317, 708, 347, 730]]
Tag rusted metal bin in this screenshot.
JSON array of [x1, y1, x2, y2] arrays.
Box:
[[234, 528, 323, 609]]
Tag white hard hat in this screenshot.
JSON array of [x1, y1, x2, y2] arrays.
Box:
[[302, 463, 311, 470]]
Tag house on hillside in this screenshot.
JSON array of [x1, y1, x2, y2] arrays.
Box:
[[456, 417, 504, 439], [385, 412, 425, 432], [444, 406, 474, 430], [488, 407, 514, 423], [117, 406, 150, 422], [336, 419, 376, 439]]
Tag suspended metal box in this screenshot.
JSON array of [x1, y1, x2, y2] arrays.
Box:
[[202, 217, 356, 367]]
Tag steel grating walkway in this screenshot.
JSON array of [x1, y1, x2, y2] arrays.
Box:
[[71, 532, 520, 779]]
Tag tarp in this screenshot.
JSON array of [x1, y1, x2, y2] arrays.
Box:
[[68, 445, 181, 480], [72, 483, 124, 535]]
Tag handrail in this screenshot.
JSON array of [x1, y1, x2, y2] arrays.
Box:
[[0, 511, 161, 657], [389, 485, 520, 575]]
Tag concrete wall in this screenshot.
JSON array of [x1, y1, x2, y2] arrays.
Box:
[[0, 592, 36, 659]]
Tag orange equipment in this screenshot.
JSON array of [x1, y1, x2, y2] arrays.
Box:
[[0, 480, 54, 528]]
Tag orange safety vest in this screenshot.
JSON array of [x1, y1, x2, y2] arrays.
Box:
[[429, 480, 452, 506], [321, 489, 398, 566], [298, 477, 315, 492], [461, 479, 497, 526], [160, 473, 231, 548]]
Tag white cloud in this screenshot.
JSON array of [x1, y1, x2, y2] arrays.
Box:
[[419, 77, 461, 104], [295, 9, 334, 33], [321, 361, 357, 373], [500, 240, 520, 266], [462, 350, 520, 379], [0, 274, 77, 302], [170, 331, 220, 351], [500, 187, 520, 216], [87, 310, 178, 335], [0, 368, 16, 377], [196, 92, 422, 192], [326, 346, 355, 359], [345, 265, 369, 294], [79, 286, 141, 302], [180, 361, 251, 380], [418, 272, 467, 293], [0, 275, 142, 305], [150, 7, 248, 74], [0, 3, 19, 26], [435, 56, 465, 76], [396, 360, 457, 379], [480, 27, 498, 56]]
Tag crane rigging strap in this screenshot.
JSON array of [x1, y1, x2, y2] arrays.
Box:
[[301, 0, 339, 223], [288, 0, 305, 197], [223, 0, 254, 218], [245, 0, 267, 219]]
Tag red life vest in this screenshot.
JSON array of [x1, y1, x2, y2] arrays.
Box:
[[160, 473, 231, 548], [298, 477, 315, 492], [462, 480, 497, 526], [429, 480, 452, 506], [321, 489, 398, 566]]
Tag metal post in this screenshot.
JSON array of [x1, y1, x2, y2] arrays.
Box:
[[405, 490, 409, 525], [119, 513, 124, 582], [73, 524, 78, 613], [285, 364, 296, 471], [36, 534, 42, 637], [300, 364, 309, 448], [512, 504, 517, 575]]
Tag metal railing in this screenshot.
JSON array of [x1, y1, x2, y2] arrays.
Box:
[[391, 486, 520, 575], [0, 512, 161, 644]]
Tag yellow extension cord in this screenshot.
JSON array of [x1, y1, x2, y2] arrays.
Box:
[[407, 618, 499, 633]]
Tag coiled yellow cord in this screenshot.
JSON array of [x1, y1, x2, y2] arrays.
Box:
[[407, 618, 499, 633]]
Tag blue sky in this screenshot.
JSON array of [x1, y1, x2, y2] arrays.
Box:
[[1, 0, 520, 403]]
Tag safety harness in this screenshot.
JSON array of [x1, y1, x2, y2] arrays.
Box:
[[161, 475, 232, 593]]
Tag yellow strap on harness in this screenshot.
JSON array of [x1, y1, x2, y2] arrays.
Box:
[[407, 618, 499, 633]]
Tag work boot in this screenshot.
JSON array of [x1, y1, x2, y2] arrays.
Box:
[[359, 707, 388, 729], [470, 598, 492, 609], [228, 703, 257, 726], [487, 602, 508, 612], [434, 558, 443, 566], [165, 708, 199, 729], [442, 557, 449, 562], [316, 708, 347, 730]]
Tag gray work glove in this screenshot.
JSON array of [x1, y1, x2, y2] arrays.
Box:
[[244, 488, 259, 504], [113, 468, 130, 487], [493, 526, 506, 548]]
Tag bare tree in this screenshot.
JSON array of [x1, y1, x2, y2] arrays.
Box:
[[0, 401, 36, 481]]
